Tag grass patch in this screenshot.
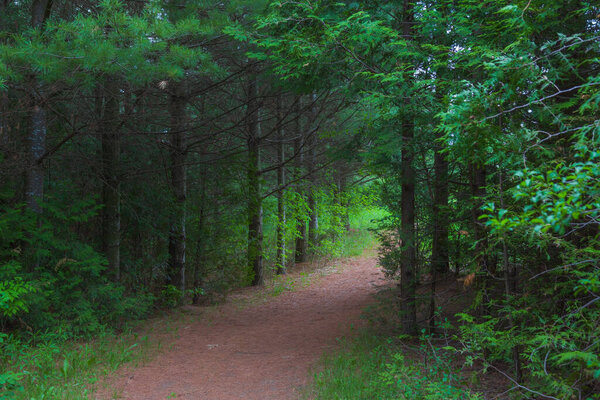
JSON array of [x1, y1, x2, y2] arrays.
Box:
[[0, 327, 156, 399], [337, 228, 377, 258], [305, 330, 482, 400], [335, 206, 388, 259]]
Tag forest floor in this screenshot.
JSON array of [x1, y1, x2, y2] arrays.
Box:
[[95, 251, 387, 400]]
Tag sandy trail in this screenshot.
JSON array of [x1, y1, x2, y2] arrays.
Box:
[[98, 255, 384, 400]]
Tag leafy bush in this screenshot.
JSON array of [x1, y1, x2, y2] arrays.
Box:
[[0, 197, 153, 338]]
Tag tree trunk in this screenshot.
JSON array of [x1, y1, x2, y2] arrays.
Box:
[[25, 0, 52, 214], [307, 151, 318, 247], [337, 176, 351, 231], [31, 0, 52, 28], [101, 81, 121, 282], [294, 97, 307, 263], [192, 177, 206, 305], [0, 91, 7, 149], [471, 163, 489, 273], [307, 188, 318, 249], [470, 162, 491, 341], [307, 93, 319, 249], [247, 75, 263, 285], [499, 171, 522, 383], [275, 96, 286, 274], [455, 230, 461, 276], [26, 102, 46, 214], [167, 86, 187, 296], [399, 118, 417, 335], [429, 141, 449, 330], [432, 140, 449, 274], [399, 0, 417, 336]]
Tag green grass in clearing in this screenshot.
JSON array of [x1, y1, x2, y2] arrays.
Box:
[[305, 331, 482, 400], [338, 207, 388, 258]]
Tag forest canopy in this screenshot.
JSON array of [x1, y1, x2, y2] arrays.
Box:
[[1, 0, 599, 398]]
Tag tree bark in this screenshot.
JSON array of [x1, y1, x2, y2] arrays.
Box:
[[25, 0, 53, 214], [0, 91, 7, 149], [432, 139, 449, 274], [499, 171, 522, 383], [275, 96, 286, 274], [470, 162, 491, 342], [400, 119, 417, 335], [247, 75, 263, 285], [31, 0, 52, 28], [470, 163, 489, 273], [167, 85, 187, 296], [26, 102, 46, 214], [192, 174, 206, 305], [307, 93, 319, 248], [100, 81, 121, 282], [399, 0, 417, 336], [294, 97, 307, 263], [307, 138, 318, 249], [429, 138, 449, 331]]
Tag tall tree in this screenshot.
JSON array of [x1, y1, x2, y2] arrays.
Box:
[[100, 80, 121, 281], [431, 140, 449, 275], [275, 95, 287, 274], [25, 0, 53, 214], [307, 93, 319, 249], [294, 97, 308, 263], [398, 0, 418, 336], [246, 72, 264, 285], [167, 83, 188, 294]]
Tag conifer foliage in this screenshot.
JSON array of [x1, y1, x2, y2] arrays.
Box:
[[1, 0, 599, 398]]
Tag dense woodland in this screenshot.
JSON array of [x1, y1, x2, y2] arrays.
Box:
[[0, 0, 599, 399]]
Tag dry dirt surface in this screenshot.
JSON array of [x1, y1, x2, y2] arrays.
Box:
[[97, 255, 385, 400]]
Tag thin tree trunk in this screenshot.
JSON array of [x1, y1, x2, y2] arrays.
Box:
[[399, 0, 417, 336], [25, 0, 52, 214], [307, 93, 319, 249], [400, 118, 417, 335], [432, 142, 449, 274], [307, 159, 318, 248], [0, 91, 7, 149], [471, 163, 489, 273], [294, 97, 307, 263], [193, 175, 206, 305], [26, 101, 46, 214], [275, 96, 286, 274], [101, 81, 121, 282], [247, 75, 263, 285], [167, 85, 187, 296], [429, 142, 449, 331], [470, 162, 490, 348], [31, 0, 52, 28], [336, 175, 350, 231], [499, 171, 522, 383], [428, 259, 436, 333], [455, 230, 461, 276]]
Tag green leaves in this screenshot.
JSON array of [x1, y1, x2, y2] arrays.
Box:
[[0, 1, 225, 88], [0, 276, 36, 319]]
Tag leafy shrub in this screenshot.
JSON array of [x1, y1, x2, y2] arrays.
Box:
[[160, 285, 183, 308], [0, 274, 36, 320], [0, 197, 153, 338]]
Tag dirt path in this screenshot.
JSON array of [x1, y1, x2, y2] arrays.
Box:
[[98, 255, 385, 400]]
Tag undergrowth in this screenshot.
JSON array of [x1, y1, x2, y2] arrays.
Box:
[[306, 330, 482, 400], [1, 207, 386, 399], [0, 327, 155, 399]]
